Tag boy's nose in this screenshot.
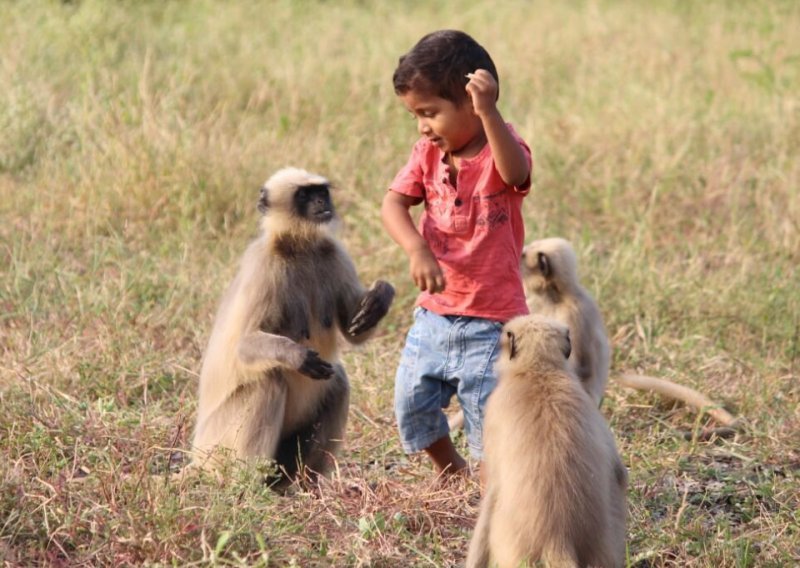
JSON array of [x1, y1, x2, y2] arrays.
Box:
[[417, 119, 431, 136]]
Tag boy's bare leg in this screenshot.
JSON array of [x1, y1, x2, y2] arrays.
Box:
[[424, 435, 467, 476]]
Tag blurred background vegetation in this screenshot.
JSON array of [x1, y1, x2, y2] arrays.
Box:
[[1, 0, 798, 565]]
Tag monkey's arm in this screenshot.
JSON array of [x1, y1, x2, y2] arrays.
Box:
[[238, 331, 335, 380], [612, 452, 628, 490], [465, 483, 496, 568], [343, 280, 395, 341], [572, 348, 593, 384], [567, 310, 594, 383]]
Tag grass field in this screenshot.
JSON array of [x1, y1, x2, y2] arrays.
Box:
[[1, 0, 798, 565]]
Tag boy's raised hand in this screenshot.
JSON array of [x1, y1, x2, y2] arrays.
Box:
[[465, 69, 498, 118]]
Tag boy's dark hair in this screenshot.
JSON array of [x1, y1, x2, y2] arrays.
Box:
[[393, 30, 499, 106]]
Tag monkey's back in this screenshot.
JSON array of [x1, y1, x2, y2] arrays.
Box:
[[572, 287, 610, 402], [527, 284, 610, 406], [484, 367, 625, 567]]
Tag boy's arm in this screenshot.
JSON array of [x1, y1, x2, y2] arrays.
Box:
[[381, 190, 446, 293], [466, 70, 530, 188]]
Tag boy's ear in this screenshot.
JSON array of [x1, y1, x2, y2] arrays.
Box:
[[465, 91, 477, 115], [463, 81, 477, 115]]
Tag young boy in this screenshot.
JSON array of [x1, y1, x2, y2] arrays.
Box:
[[381, 30, 532, 478]]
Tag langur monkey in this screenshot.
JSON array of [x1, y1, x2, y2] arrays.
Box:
[[191, 167, 395, 486], [447, 237, 740, 435], [447, 237, 608, 431], [466, 315, 627, 568], [523, 238, 741, 439], [522, 237, 609, 406]]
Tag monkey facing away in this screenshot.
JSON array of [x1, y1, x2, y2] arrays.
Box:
[[447, 236, 608, 431], [522, 237, 610, 407], [524, 239, 741, 439], [449, 238, 741, 437], [191, 167, 395, 486], [466, 315, 627, 568]]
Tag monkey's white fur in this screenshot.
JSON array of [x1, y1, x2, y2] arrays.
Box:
[[448, 236, 610, 432], [192, 168, 393, 483], [522, 237, 610, 406], [466, 315, 627, 568]]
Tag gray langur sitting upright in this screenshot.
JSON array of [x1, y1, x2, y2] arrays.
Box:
[[523, 238, 741, 440], [522, 237, 610, 407], [191, 167, 395, 486], [448, 236, 609, 432], [466, 315, 627, 568]]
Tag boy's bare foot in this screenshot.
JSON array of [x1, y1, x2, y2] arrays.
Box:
[[424, 435, 467, 477]]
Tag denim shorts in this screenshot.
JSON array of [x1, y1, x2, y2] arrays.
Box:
[[394, 307, 503, 460]]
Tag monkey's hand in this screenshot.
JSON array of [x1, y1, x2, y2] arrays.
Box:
[[239, 331, 333, 379], [298, 349, 336, 380], [347, 280, 395, 336]]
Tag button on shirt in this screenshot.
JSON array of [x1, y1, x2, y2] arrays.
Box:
[[389, 124, 532, 322]]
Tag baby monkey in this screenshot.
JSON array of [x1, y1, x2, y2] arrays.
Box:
[[466, 315, 627, 568]]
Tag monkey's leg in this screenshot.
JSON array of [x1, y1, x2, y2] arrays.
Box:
[[238, 331, 335, 380], [293, 366, 351, 479], [193, 373, 287, 466], [345, 280, 395, 339], [239, 373, 290, 459], [466, 483, 496, 568]]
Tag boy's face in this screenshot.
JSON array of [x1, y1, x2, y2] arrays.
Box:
[[399, 89, 484, 157]]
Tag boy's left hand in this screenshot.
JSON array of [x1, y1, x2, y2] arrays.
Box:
[[465, 69, 498, 118]]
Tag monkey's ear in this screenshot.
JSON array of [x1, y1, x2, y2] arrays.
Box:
[[506, 330, 518, 359], [257, 187, 269, 214], [562, 329, 572, 360], [537, 252, 551, 278]]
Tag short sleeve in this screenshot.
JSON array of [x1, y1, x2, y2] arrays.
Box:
[[508, 124, 533, 194], [389, 138, 427, 199]]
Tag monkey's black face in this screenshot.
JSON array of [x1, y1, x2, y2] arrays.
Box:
[[295, 184, 335, 223]]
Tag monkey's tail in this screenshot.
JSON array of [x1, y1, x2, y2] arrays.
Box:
[[618, 373, 742, 440]]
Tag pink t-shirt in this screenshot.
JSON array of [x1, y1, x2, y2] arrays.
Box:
[[389, 125, 532, 322]]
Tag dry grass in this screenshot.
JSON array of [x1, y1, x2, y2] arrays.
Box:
[[1, 0, 799, 566]]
